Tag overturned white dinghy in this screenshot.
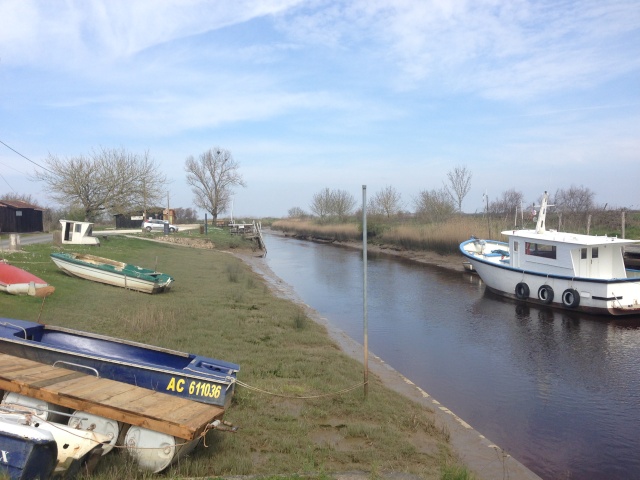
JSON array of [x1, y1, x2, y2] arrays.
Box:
[[59, 219, 100, 245]]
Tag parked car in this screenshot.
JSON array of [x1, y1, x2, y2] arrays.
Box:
[[143, 219, 178, 233]]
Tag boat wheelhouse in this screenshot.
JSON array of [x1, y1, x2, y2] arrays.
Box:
[[460, 192, 640, 316]]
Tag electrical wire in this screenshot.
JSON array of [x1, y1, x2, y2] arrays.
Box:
[[0, 139, 54, 174]]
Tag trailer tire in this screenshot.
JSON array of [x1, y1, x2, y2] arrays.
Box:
[[537, 285, 554, 304], [562, 288, 580, 308], [515, 282, 530, 299]]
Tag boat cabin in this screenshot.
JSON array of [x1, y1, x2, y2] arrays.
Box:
[[504, 230, 633, 279], [59, 220, 100, 246]]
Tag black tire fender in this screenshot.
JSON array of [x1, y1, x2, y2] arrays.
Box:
[[562, 288, 580, 308], [538, 285, 554, 304], [515, 282, 530, 299]]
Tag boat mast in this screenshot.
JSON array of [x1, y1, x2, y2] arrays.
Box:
[[535, 191, 549, 234]]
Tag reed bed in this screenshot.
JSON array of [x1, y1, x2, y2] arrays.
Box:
[[272, 219, 361, 242], [273, 216, 512, 256]]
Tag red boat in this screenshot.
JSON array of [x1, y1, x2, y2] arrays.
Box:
[[0, 261, 55, 297]]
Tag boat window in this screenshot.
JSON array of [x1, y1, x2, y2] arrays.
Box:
[[75, 224, 82, 233], [514, 242, 519, 252], [581, 247, 599, 259], [525, 242, 556, 259]]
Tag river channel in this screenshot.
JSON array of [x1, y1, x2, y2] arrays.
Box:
[[261, 232, 640, 480]]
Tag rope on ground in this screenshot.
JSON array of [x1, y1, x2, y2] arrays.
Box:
[[235, 379, 367, 399]]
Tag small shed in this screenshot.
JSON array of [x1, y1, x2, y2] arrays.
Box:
[[0, 200, 44, 233], [59, 220, 100, 245]]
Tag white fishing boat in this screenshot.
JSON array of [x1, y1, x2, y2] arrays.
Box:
[[460, 192, 640, 316]]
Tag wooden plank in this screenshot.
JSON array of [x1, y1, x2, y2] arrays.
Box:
[[0, 354, 225, 440], [30, 371, 87, 388]]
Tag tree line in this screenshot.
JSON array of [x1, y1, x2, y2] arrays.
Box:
[[1, 146, 246, 223], [287, 165, 615, 231]]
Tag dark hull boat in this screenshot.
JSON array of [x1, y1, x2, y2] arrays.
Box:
[[0, 319, 239, 408], [0, 418, 58, 480]]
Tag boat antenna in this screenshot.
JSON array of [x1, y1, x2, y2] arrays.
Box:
[[534, 191, 555, 234]]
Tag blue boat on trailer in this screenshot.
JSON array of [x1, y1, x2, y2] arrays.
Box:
[[0, 318, 239, 408]]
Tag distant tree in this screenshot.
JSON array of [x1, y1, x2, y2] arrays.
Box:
[[446, 165, 472, 212], [0, 193, 41, 206], [330, 189, 356, 219], [174, 207, 198, 223], [310, 188, 356, 220], [370, 185, 403, 218], [288, 207, 307, 218], [184, 147, 246, 221], [489, 189, 525, 218], [32, 147, 166, 222], [414, 187, 456, 223], [310, 188, 332, 219], [553, 185, 595, 214]]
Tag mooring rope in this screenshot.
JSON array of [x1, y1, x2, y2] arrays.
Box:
[[235, 379, 367, 399]]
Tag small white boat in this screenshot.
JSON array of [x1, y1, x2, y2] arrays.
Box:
[[0, 406, 111, 478], [460, 192, 640, 316], [50, 252, 173, 294], [59, 219, 100, 245]]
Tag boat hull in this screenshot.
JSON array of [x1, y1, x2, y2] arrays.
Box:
[[0, 262, 55, 298], [0, 319, 239, 408], [460, 239, 640, 316], [50, 253, 172, 294], [0, 418, 58, 480]]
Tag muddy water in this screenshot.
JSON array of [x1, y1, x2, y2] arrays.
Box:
[[263, 233, 640, 480]]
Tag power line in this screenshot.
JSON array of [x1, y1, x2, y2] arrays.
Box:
[[0, 139, 54, 174], [0, 171, 17, 193]]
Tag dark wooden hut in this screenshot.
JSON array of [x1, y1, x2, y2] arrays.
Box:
[[0, 200, 44, 233], [113, 208, 164, 229]]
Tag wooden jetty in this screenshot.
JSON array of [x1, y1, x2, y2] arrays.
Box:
[[0, 353, 224, 440]]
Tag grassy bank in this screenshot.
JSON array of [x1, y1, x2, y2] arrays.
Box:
[[0, 235, 467, 479]]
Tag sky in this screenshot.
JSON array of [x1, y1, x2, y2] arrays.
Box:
[[1, 0, 639, 218]]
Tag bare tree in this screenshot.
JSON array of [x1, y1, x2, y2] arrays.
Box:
[[489, 189, 524, 218], [174, 207, 198, 223], [310, 188, 332, 218], [553, 185, 595, 214], [287, 207, 307, 218], [0, 193, 41, 206], [310, 188, 356, 220], [370, 185, 403, 218], [184, 147, 246, 221], [331, 189, 356, 219], [32, 147, 166, 221], [414, 187, 456, 223], [446, 165, 472, 212]]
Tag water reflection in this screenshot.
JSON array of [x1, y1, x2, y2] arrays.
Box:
[[263, 233, 640, 479]]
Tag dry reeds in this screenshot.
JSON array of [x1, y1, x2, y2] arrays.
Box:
[[272, 219, 360, 242]]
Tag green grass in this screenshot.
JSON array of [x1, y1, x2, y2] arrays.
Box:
[[0, 236, 463, 479]]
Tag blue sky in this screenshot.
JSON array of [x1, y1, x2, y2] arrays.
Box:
[[1, 0, 639, 218]]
